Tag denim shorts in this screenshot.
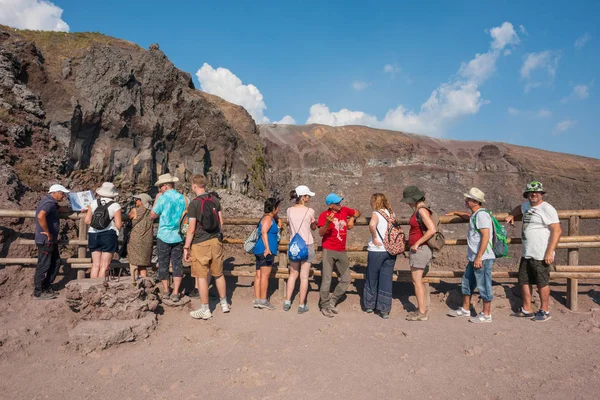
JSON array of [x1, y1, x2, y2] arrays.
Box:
[[88, 231, 118, 253], [461, 259, 494, 302], [255, 253, 275, 268]]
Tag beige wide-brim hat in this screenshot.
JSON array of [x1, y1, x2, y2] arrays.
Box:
[[96, 182, 118, 198], [133, 193, 153, 209], [464, 187, 485, 203], [154, 173, 179, 187]]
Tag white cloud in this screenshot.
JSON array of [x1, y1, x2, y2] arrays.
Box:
[[520, 50, 561, 92], [508, 107, 551, 118], [307, 22, 519, 137], [561, 82, 592, 103], [553, 119, 576, 136], [352, 80, 370, 92], [383, 64, 401, 77], [0, 0, 69, 32], [519, 25, 528, 35], [273, 115, 296, 124], [575, 33, 591, 48], [196, 63, 271, 124], [489, 22, 520, 50]]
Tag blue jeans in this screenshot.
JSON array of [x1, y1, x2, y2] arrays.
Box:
[[461, 259, 494, 302], [363, 251, 396, 313]]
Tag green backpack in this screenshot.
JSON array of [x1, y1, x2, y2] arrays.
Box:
[[473, 209, 509, 258]]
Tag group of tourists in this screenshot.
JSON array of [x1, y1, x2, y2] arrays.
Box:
[[33, 177, 561, 323]]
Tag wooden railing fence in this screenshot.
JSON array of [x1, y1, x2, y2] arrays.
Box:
[[1, 209, 599, 311]]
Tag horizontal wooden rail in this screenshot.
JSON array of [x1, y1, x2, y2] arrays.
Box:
[[15, 235, 600, 248], [2, 209, 600, 223]]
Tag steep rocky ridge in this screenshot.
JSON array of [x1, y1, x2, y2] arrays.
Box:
[[259, 123, 600, 267]]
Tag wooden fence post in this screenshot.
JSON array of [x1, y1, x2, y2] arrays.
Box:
[[567, 216, 580, 311], [76, 216, 87, 280]]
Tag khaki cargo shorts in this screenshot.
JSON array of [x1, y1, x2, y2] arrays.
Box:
[[190, 237, 224, 279]]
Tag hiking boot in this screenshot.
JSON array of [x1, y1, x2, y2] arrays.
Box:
[[329, 301, 339, 314], [406, 310, 428, 321], [469, 312, 492, 324], [220, 300, 230, 313], [533, 310, 551, 322], [283, 301, 292, 312], [321, 307, 335, 318], [513, 308, 535, 318], [257, 300, 276, 310], [298, 305, 309, 314], [188, 288, 200, 298], [448, 307, 470, 317], [190, 307, 212, 320], [34, 292, 57, 301], [380, 312, 390, 320]]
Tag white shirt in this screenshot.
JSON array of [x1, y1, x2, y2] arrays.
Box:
[[467, 209, 495, 261], [521, 201, 560, 260], [368, 210, 391, 252], [88, 197, 122, 234]]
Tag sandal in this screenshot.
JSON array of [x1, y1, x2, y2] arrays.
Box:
[[160, 290, 172, 301], [170, 292, 181, 302]]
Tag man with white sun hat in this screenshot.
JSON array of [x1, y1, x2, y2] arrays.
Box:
[[446, 187, 496, 323], [33, 184, 71, 300]]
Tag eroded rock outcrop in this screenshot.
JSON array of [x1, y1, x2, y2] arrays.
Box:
[[65, 278, 159, 353]]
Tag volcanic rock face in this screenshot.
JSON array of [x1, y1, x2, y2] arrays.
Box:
[[0, 25, 265, 210]]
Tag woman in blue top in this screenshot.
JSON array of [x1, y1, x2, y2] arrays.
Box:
[[254, 198, 281, 310]]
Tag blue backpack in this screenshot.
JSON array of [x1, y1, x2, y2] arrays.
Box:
[[288, 208, 310, 262]]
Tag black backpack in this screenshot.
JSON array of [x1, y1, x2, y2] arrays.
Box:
[[196, 195, 220, 233], [90, 199, 116, 230]]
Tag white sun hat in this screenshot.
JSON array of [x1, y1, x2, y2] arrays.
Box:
[[96, 182, 118, 198], [295, 185, 315, 197]]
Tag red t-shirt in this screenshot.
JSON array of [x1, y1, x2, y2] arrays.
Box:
[[318, 206, 357, 252]]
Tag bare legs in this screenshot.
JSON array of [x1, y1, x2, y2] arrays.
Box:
[[286, 261, 311, 304], [411, 267, 427, 314], [90, 252, 113, 278]]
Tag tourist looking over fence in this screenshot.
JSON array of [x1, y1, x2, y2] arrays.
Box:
[[318, 193, 361, 318], [254, 198, 282, 310], [506, 181, 562, 322], [285, 185, 317, 314], [364, 193, 397, 319], [150, 173, 186, 302], [127, 193, 154, 282], [85, 182, 122, 280], [447, 188, 495, 323], [33, 184, 71, 300], [401, 186, 435, 322]]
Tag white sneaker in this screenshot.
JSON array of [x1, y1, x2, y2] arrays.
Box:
[[447, 307, 470, 317], [190, 307, 212, 320], [220, 301, 230, 313], [469, 312, 492, 324]]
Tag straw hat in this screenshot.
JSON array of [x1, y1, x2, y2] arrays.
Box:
[[154, 173, 179, 187], [133, 193, 153, 209], [464, 187, 486, 203], [96, 182, 118, 198]]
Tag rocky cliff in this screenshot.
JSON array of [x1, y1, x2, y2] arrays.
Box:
[[0, 25, 265, 213]]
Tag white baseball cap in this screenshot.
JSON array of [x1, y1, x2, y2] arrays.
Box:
[[295, 185, 315, 197], [48, 184, 70, 194]]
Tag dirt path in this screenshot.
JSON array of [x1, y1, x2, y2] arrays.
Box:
[[1, 268, 600, 400]]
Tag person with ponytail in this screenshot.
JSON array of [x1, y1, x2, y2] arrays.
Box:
[[284, 185, 317, 313], [364, 193, 396, 319]]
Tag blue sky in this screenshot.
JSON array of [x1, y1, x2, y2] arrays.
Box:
[[1, 1, 599, 158]]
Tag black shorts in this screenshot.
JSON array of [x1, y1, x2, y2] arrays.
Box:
[[518, 257, 551, 287], [255, 254, 275, 269], [88, 231, 118, 253]]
